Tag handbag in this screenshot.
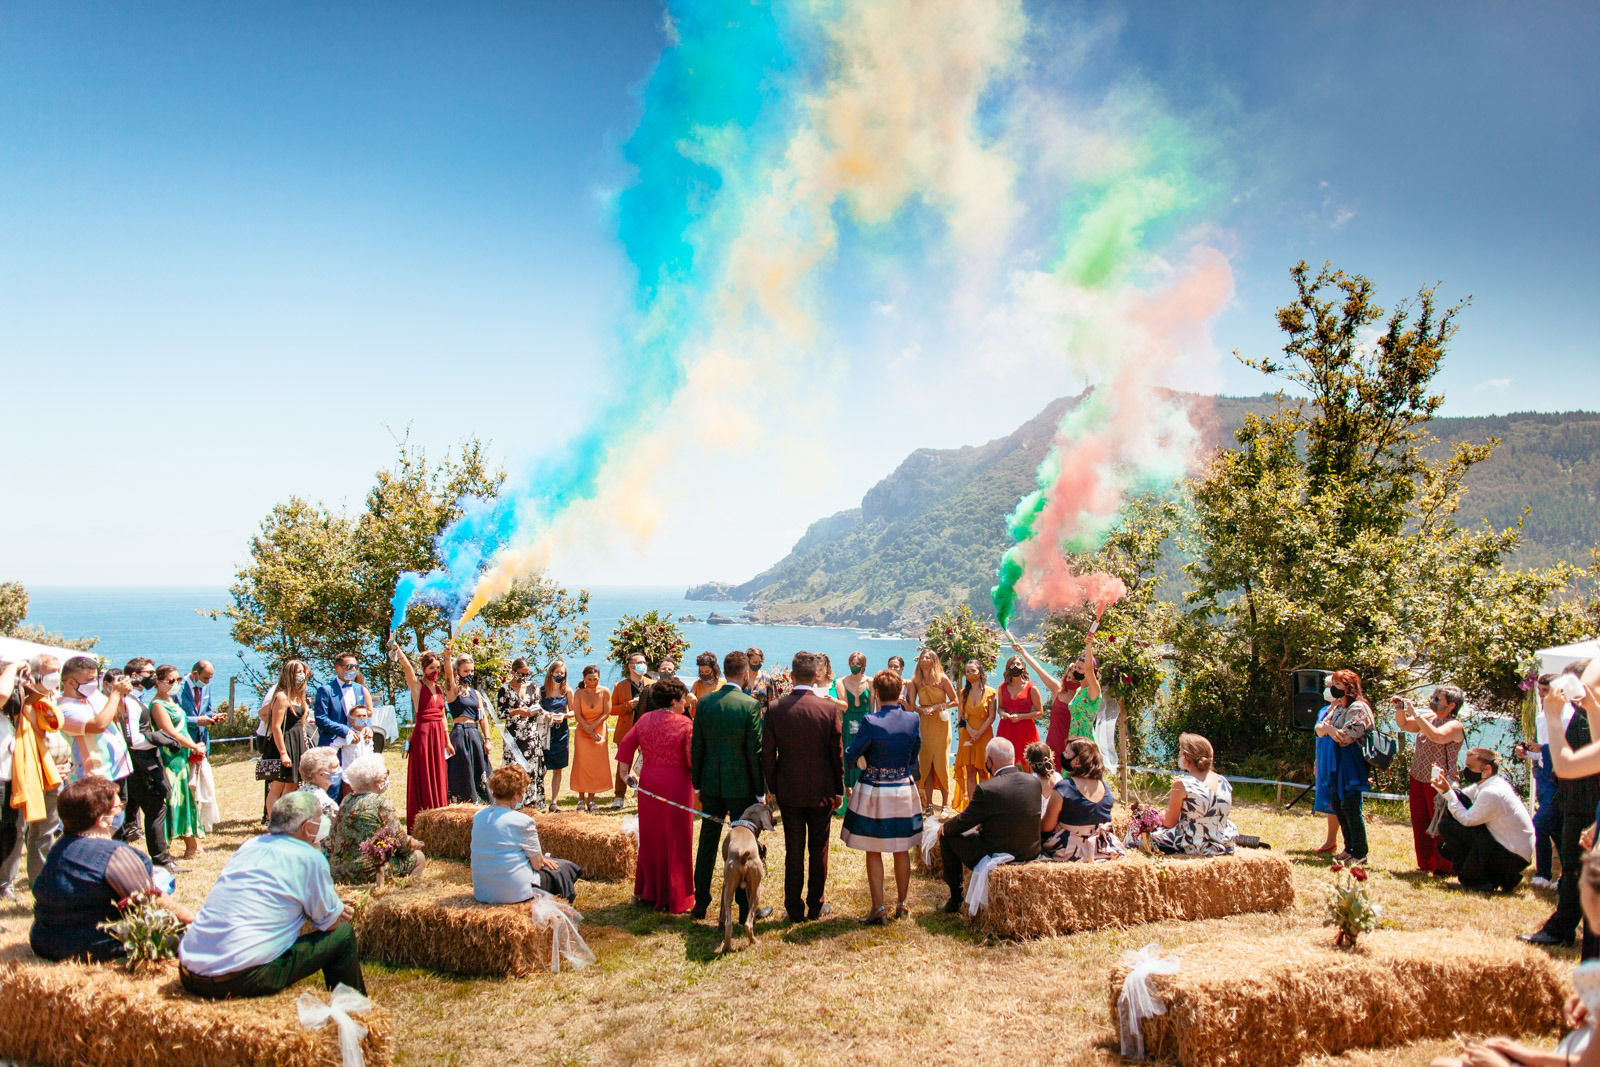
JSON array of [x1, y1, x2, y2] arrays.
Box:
[[254, 757, 294, 783], [1361, 728, 1399, 771]]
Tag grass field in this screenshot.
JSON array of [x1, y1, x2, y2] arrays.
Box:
[[0, 749, 1576, 1066]]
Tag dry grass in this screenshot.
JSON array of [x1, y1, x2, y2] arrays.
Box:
[[1106, 928, 1567, 1067], [357, 865, 557, 977], [0, 957, 393, 1066], [0, 756, 1578, 1066], [977, 849, 1295, 939], [412, 803, 637, 882]]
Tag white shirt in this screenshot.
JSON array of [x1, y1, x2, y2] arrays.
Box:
[[1534, 701, 1578, 756], [0, 711, 14, 780], [340, 682, 357, 713], [1444, 774, 1536, 863], [124, 694, 151, 750], [179, 833, 344, 976]]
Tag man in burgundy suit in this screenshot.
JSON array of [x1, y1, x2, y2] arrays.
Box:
[[761, 652, 843, 922]]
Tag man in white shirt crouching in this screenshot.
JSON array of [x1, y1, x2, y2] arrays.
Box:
[[178, 791, 364, 998], [1431, 747, 1536, 893]]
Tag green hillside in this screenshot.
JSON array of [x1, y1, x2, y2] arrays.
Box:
[[686, 394, 1600, 633]]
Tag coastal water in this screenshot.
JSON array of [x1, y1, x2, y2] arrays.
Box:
[[21, 585, 943, 705]]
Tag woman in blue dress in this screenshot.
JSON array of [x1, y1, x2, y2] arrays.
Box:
[[840, 669, 924, 925], [1313, 702, 1341, 853], [541, 661, 574, 810], [1041, 737, 1124, 862]]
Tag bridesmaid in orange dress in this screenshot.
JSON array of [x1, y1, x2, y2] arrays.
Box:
[[389, 638, 454, 832], [569, 665, 613, 811], [614, 677, 695, 914]]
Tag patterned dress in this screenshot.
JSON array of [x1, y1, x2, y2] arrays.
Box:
[[497, 683, 548, 808], [1148, 773, 1240, 856], [327, 791, 424, 884], [1043, 776, 1123, 862]]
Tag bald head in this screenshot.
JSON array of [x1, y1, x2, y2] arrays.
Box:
[[191, 660, 215, 684]]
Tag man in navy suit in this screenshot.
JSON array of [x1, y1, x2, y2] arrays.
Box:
[[177, 660, 217, 754], [313, 652, 372, 795]]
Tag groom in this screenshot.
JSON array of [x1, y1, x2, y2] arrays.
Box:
[[761, 652, 842, 922]]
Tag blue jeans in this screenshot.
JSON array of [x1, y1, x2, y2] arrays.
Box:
[[1534, 761, 1562, 880], [1330, 790, 1367, 860]]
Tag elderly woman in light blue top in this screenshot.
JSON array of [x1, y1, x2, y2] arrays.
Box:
[[471, 764, 582, 904], [178, 791, 365, 998]]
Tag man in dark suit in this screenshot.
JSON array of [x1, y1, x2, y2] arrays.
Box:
[[691, 649, 765, 922], [761, 651, 843, 922], [938, 736, 1041, 912], [311, 652, 372, 796]]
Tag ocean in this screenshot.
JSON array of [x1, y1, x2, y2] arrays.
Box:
[[21, 585, 940, 709]]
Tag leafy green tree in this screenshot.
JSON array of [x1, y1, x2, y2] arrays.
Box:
[[0, 580, 98, 652], [921, 605, 1001, 677], [608, 611, 688, 673]]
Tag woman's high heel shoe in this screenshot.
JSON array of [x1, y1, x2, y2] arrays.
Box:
[[1312, 844, 1337, 854], [861, 905, 889, 926], [893, 901, 910, 920]]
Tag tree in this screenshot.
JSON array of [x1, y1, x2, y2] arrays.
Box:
[[219, 436, 591, 699], [0, 579, 98, 652], [921, 605, 1001, 677], [1164, 261, 1590, 776]]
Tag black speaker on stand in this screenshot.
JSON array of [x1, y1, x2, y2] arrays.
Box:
[[1284, 668, 1330, 809]]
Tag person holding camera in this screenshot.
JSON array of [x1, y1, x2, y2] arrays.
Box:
[[110, 662, 182, 875], [1394, 686, 1466, 877], [1429, 747, 1534, 892]]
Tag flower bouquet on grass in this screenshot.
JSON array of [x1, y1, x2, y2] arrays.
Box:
[[1325, 863, 1379, 949], [100, 890, 184, 973]]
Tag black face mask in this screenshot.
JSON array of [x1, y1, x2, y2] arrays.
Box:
[[459, 673, 476, 687], [1459, 767, 1483, 785], [1070, 670, 1085, 682], [1329, 686, 1345, 700], [138, 676, 157, 690], [553, 674, 566, 684]]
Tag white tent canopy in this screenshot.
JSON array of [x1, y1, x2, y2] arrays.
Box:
[[1538, 638, 1600, 677], [0, 634, 96, 669]]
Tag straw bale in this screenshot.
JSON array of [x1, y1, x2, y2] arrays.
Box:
[[412, 804, 636, 882], [0, 959, 393, 1066], [975, 849, 1293, 939], [912, 806, 1130, 875], [356, 879, 556, 978], [1105, 928, 1568, 1067]]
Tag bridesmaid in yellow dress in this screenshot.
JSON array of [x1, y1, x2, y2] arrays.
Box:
[[909, 650, 958, 813], [569, 666, 614, 812], [951, 659, 997, 811]]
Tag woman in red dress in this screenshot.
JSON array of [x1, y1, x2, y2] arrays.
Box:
[[614, 675, 694, 914], [389, 638, 455, 831], [995, 654, 1044, 767]]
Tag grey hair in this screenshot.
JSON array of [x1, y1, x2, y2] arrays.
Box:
[[298, 746, 340, 780], [28, 653, 60, 675], [343, 753, 389, 794], [985, 736, 1015, 767], [268, 790, 323, 834], [1435, 684, 1466, 715]]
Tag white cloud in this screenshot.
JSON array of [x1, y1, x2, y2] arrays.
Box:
[[1474, 377, 1512, 393]]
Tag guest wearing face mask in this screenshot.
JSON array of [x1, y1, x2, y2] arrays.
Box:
[[148, 665, 207, 861], [610, 652, 651, 809], [1008, 633, 1099, 771], [446, 654, 491, 805], [259, 660, 313, 812], [835, 653, 873, 813], [116, 658, 156, 843], [0, 656, 66, 899], [744, 647, 776, 715], [388, 640, 454, 832], [56, 656, 133, 788], [311, 653, 371, 796], [497, 658, 548, 808], [691, 651, 721, 709], [1393, 685, 1466, 876], [177, 660, 221, 830], [1313, 668, 1374, 864], [112, 659, 171, 867], [542, 661, 575, 809], [1429, 747, 1534, 892]]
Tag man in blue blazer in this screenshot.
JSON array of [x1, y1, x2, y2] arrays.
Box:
[[177, 660, 218, 753], [313, 652, 372, 794]]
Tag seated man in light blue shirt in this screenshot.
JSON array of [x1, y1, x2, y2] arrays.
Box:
[[178, 791, 364, 998], [472, 765, 581, 904]]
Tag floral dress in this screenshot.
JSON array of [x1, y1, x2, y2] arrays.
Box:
[[497, 683, 548, 808], [327, 791, 423, 884], [1148, 773, 1239, 856]]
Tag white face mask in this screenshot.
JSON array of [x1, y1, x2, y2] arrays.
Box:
[[77, 679, 100, 699], [312, 817, 329, 845], [1323, 687, 1336, 703], [37, 671, 61, 692]]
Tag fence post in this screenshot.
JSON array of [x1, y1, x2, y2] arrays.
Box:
[[1118, 705, 1129, 800], [229, 676, 237, 713]]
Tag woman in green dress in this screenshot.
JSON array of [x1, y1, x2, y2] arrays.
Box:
[[151, 665, 207, 858], [832, 652, 874, 815], [326, 753, 427, 884]]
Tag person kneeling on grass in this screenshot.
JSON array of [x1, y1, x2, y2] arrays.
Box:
[[471, 764, 582, 905], [30, 776, 195, 963], [178, 791, 365, 998], [1432, 850, 1600, 1067], [1430, 747, 1535, 893]]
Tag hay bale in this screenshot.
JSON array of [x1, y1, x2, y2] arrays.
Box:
[[1105, 929, 1568, 1067], [356, 880, 557, 978], [412, 804, 636, 882], [976, 849, 1293, 939], [912, 807, 1130, 875], [0, 959, 393, 1066]]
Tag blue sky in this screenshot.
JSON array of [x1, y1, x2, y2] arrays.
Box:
[[4, 1, 1596, 588]]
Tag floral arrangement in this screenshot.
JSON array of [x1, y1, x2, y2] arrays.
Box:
[[921, 606, 1001, 676], [608, 610, 689, 673], [768, 667, 795, 701], [1325, 862, 1379, 949], [1126, 802, 1165, 854], [99, 891, 184, 972], [359, 825, 411, 870]]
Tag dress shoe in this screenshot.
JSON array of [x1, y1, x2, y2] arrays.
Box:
[[691, 906, 708, 920], [754, 906, 773, 920], [161, 861, 190, 875], [1519, 931, 1574, 947], [941, 896, 963, 914], [806, 903, 832, 921]]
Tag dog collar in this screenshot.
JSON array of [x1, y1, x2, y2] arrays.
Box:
[[730, 819, 758, 830]]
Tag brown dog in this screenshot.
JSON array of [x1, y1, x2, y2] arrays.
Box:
[[718, 802, 775, 954]]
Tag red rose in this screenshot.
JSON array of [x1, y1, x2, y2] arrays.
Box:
[[1351, 867, 1368, 882], [1122, 674, 1133, 684]]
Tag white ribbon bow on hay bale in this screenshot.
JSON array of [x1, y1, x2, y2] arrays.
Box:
[[964, 852, 1014, 916], [529, 891, 596, 973], [297, 982, 373, 1067], [1117, 944, 1180, 1060]]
